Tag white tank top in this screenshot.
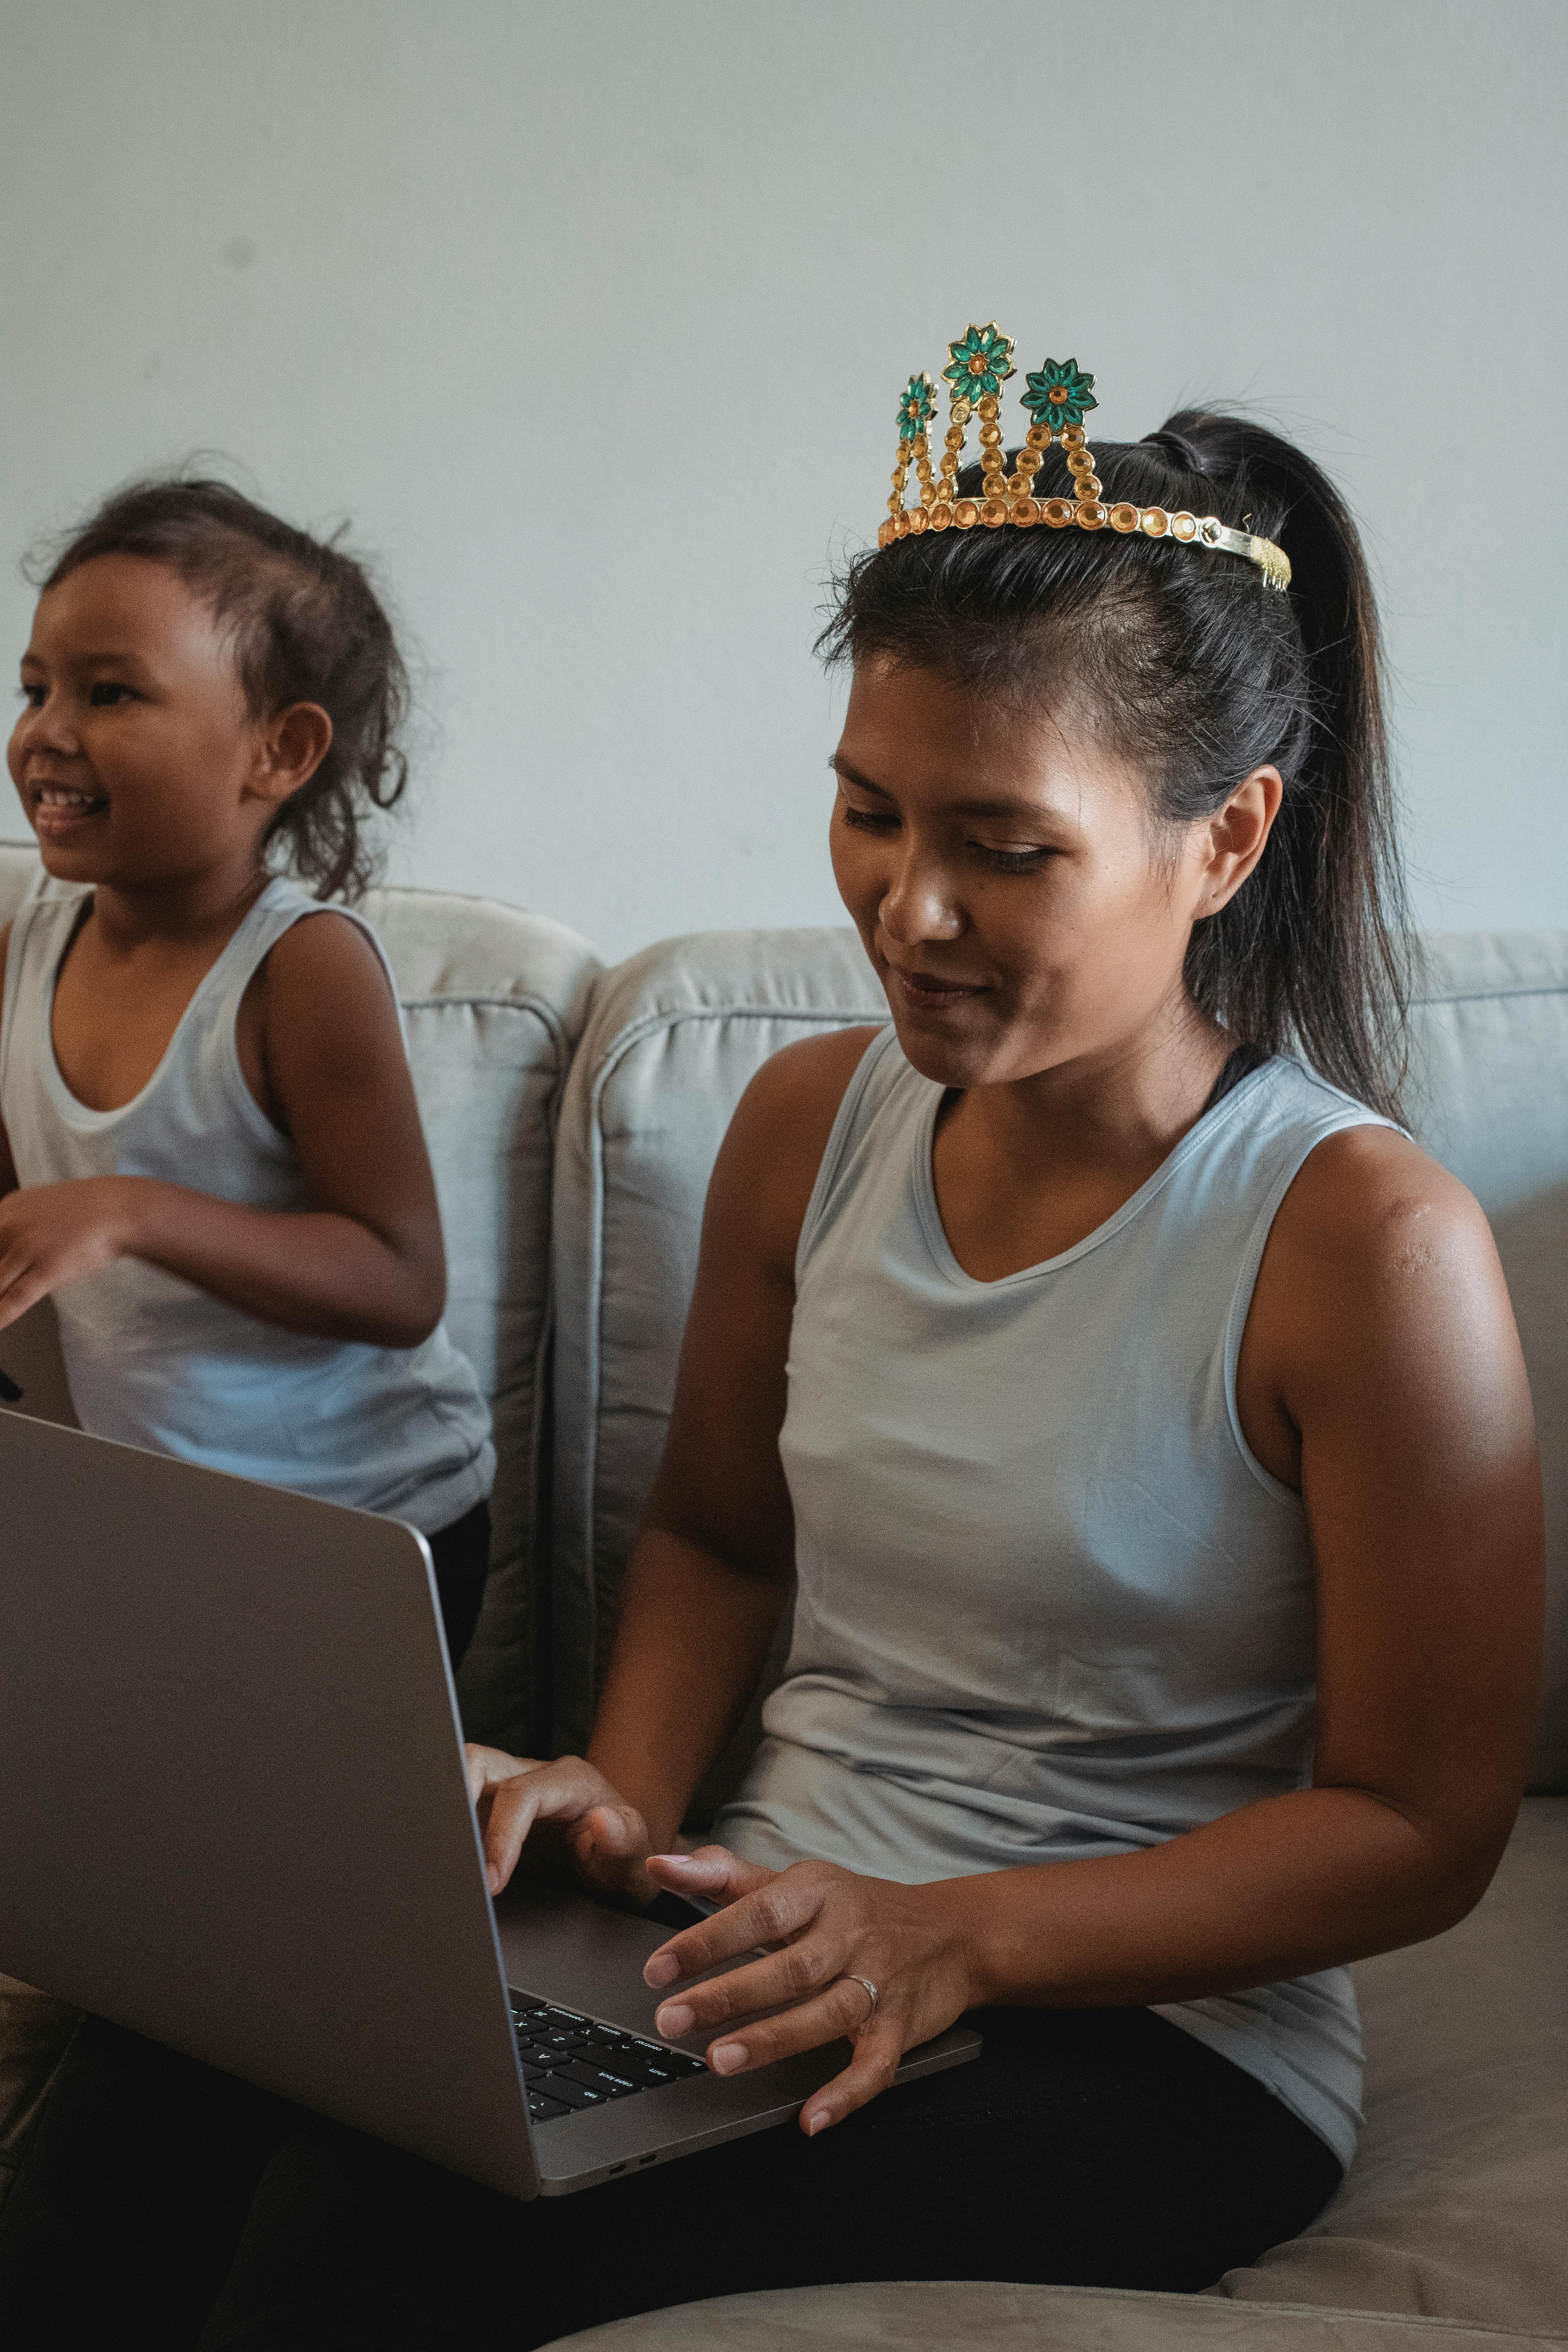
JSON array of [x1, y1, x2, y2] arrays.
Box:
[[717, 1026, 1396, 2169], [0, 876, 494, 1535]]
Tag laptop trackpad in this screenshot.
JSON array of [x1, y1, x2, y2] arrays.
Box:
[[492, 1881, 748, 2059]]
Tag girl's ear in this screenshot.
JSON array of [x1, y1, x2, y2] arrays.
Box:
[[1196, 766, 1284, 918], [247, 704, 334, 809]]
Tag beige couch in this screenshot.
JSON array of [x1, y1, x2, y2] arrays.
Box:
[[1, 845, 1563, 2347]]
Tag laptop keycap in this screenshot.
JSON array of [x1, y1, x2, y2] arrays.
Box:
[[555, 2059, 637, 2098], [508, 1996, 707, 2123], [534, 2072, 608, 2109]]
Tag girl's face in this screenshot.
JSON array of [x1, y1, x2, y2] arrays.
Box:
[[10, 556, 292, 891], [830, 658, 1271, 1094]]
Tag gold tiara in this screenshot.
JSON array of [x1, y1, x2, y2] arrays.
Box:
[[877, 324, 1291, 593]]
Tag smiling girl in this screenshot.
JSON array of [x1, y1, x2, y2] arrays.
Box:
[[0, 479, 494, 1663]]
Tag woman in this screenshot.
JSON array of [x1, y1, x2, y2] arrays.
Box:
[[0, 374, 1543, 2350]]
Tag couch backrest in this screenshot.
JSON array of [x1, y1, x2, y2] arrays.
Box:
[[553, 924, 1568, 1795], [1404, 933, 1568, 1788], [548, 928, 887, 1779], [0, 845, 600, 1753]]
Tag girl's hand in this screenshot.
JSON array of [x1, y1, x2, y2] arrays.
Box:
[[0, 1177, 137, 1332], [465, 1747, 657, 1905], [640, 1847, 976, 2136]]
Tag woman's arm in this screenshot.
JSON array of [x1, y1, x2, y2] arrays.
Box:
[[470, 1027, 881, 1896], [0, 915, 446, 1347], [634, 1126, 1544, 2131]]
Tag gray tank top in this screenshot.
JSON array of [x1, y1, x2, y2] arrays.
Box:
[[0, 877, 494, 1534], [717, 1026, 1395, 2167]]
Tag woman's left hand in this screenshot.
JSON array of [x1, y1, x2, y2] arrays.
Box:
[[641, 1846, 976, 2136]]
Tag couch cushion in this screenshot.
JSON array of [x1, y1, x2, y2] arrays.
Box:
[[1215, 1795, 1568, 2332], [549, 928, 886, 1757], [361, 884, 600, 1747], [0, 846, 599, 1751], [1404, 935, 1568, 1790], [541, 2278, 1565, 2350]]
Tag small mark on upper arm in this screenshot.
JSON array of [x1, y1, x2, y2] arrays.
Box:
[[1383, 1196, 1437, 1279]]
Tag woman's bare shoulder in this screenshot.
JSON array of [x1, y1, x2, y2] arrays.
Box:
[[709, 1025, 887, 1271], [1274, 1122, 1492, 1282], [729, 1021, 888, 1148], [1253, 1120, 1515, 1419]]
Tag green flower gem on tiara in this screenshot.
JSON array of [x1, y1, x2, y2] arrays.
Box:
[[897, 372, 938, 445], [1022, 359, 1098, 431], [942, 323, 1016, 402]]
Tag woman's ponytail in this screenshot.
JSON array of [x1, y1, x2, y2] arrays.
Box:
[[1160, 411, 1412, 1122]]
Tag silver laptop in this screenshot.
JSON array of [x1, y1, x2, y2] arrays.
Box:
[[0, 1407, 980, 2197]]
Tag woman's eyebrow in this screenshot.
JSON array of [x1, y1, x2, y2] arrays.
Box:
[[948, 793, 1055, 821], [831, 752, 1059, 825], [828, 754, 890, 796]]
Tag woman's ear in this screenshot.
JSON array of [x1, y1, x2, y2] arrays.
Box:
[[1196, 767, 1284, 916], [247, 704, 334, 810]]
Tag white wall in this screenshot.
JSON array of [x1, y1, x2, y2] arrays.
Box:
[[1, 0, 1562, 962]]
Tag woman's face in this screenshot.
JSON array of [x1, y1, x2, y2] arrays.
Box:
[[830, 658, 1252, 1093]]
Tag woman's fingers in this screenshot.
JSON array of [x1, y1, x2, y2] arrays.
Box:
[[650, 1930, 844, 2032], [642, 1851, 808, 1989], [570, 1805, 657, 1899], [462, 1752, 648, 1896], [644, 1844, 774, 1910], [796, 2018, 908, 2135], [464, 1746, 544, 1803], [478, 1769, 557, 1892], [692, 1975, 897, 2098], [577, 1803, 642, 1857]]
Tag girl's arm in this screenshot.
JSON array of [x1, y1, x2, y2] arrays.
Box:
[[606, 1125, 1545, 2136], [0, 915, 446, 1347]]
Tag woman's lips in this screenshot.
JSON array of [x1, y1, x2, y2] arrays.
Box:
[[886, 964, 987, 1012]]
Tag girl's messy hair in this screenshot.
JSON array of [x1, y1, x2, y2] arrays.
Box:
[[31, 475, 408, 901], [820, 412, 1412, 1122]]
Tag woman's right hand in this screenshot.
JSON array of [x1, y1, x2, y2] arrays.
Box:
[[465, 1748, 656, 1904]]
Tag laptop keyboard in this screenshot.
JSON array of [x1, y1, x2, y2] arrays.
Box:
[[509, 1996, 708, 2124]]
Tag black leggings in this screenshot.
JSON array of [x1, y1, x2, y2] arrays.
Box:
[[427, 1497, 491, 1670], [0, 2005, 1341, 2349]]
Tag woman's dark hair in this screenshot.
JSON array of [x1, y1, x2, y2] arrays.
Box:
[[31, 476, 408, 901], [820, 412, 1412, 1121]]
